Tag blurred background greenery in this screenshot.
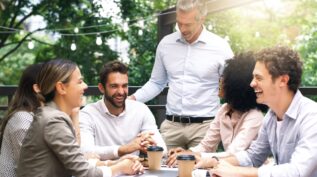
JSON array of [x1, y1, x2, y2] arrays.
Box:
[[1, 0, 317, 116]]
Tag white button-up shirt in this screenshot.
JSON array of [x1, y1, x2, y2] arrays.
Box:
[[79, 99, 167, 160], [134, 27, 233, 117]]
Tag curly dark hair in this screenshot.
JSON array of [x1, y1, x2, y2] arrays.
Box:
[[223, 52, 268, 112], [255, 46, 303, 93]]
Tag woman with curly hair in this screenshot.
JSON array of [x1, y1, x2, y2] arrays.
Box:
[[167, 52, 267, 167]]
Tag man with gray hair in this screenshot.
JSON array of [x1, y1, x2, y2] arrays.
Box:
[[130, 0, 233, 150]]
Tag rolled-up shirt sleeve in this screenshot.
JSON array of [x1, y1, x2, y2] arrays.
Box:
[[140, 105, 167, 154], [133, 42, 168, 103]]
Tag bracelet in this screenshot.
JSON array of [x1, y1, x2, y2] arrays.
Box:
[[211, 156, 219, 162]]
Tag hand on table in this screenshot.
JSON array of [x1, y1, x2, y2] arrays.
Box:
[[209, 160, 237, 177], [195, 155, 218, 169], [118, 132, 156, 156], [119, 158, 144, 175], [138, 132, 156, 152], [165, 147, 186, 167]]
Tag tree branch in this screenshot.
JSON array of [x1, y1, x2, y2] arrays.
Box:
[[8, 0, 21, 29], [0, 28, 45, 63], [0, 0, 22, 47], [31, 37, 54, 46]]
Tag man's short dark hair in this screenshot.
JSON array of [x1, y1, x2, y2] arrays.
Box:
[[255, 46, 303, 93], [99, 60, 128, 85]]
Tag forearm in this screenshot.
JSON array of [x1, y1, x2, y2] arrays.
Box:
[[234, 166, 258, 177], [222, 155, 240, 166], [81, 144, 119, 160], [118, 144, 138, 157], [133, 79, 166, 103], [210, 160, 258, 177]]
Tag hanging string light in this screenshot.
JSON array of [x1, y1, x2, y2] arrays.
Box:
[[123, 22, 129, 32], [0, 10, 179, 37], [255, 31, 261, 38], [74, 27, 79, 33], [70, 40, 77, 51], [28, 40, 34, 49], [138, 29, 143, 36], [96, 33, 102, 45]]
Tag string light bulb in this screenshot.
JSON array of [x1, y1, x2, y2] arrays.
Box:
[[123, 22, 129, 32], [255, 31, 261, 38], [71, 41, 77, 51], [96, 34, 102, 45], [74, 27, 79, 33], [138, 29, 143, 36], [28, 40, 34, 49]]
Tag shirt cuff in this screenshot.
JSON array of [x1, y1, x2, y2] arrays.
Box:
[[258, 164, 272, 177], [234, 151, 252, 167], [88, 159, 98, 166], [200, 152, 215, 159], [98, 166, 112, 177], [189, 146, 198, 152], [113, 146, 120, 158]]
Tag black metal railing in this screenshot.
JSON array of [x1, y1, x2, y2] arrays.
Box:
[[0, 86, 168, 127], [1, 86, 317, 126]]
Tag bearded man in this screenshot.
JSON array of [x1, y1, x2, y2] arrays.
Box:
[[79, 61, 166, 160]]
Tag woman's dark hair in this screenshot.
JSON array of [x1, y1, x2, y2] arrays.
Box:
[[223, 52, 268, 112], [0, 63, 43, 150]]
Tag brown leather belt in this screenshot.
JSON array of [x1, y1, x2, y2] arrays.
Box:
[[166, 115, 214, 123]]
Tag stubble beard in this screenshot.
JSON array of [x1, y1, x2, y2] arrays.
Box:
[[104, 92, 127, 108]]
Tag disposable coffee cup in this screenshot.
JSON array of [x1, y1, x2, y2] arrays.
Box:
[[177, 154, 196, 177], [147, 146, 164, 170]]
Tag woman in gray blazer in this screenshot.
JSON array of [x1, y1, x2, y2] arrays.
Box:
[[17, 59, 143, 177]]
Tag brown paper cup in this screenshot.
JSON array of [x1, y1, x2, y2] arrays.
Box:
[[147, 146, 164, 170]]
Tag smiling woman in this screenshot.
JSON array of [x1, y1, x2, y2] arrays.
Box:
[[16, 59, 143, 177]]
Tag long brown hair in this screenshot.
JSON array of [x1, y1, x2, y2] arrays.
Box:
[[0, 63, 43, 150], [36, 59, 77, 103]]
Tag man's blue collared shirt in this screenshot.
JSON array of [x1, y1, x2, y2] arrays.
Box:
[[236, 90, 317, 177], [134, 27, 233, 117]]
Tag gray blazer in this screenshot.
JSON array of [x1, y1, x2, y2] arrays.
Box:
[[17, 102, 103, 177]]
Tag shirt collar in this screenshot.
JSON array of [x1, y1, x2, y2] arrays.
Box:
[[176, 25, 208, 44], [100, 96, 127, 118], [284, 90, 303, 120], [267, 90, 302, 121]]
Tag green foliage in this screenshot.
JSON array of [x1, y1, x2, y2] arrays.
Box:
[[0, 43, 38, 85], [295, 0, 317, 87], [0, 0, 120, 85], [116, 0, 171, 85], [207, 4, 296, 53], [1, 0, 317, 89]]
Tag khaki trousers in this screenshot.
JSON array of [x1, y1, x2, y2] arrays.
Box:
[[160, 119, 211, 150]]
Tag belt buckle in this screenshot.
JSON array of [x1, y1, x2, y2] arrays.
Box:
[[180, 116, 191, 123]]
